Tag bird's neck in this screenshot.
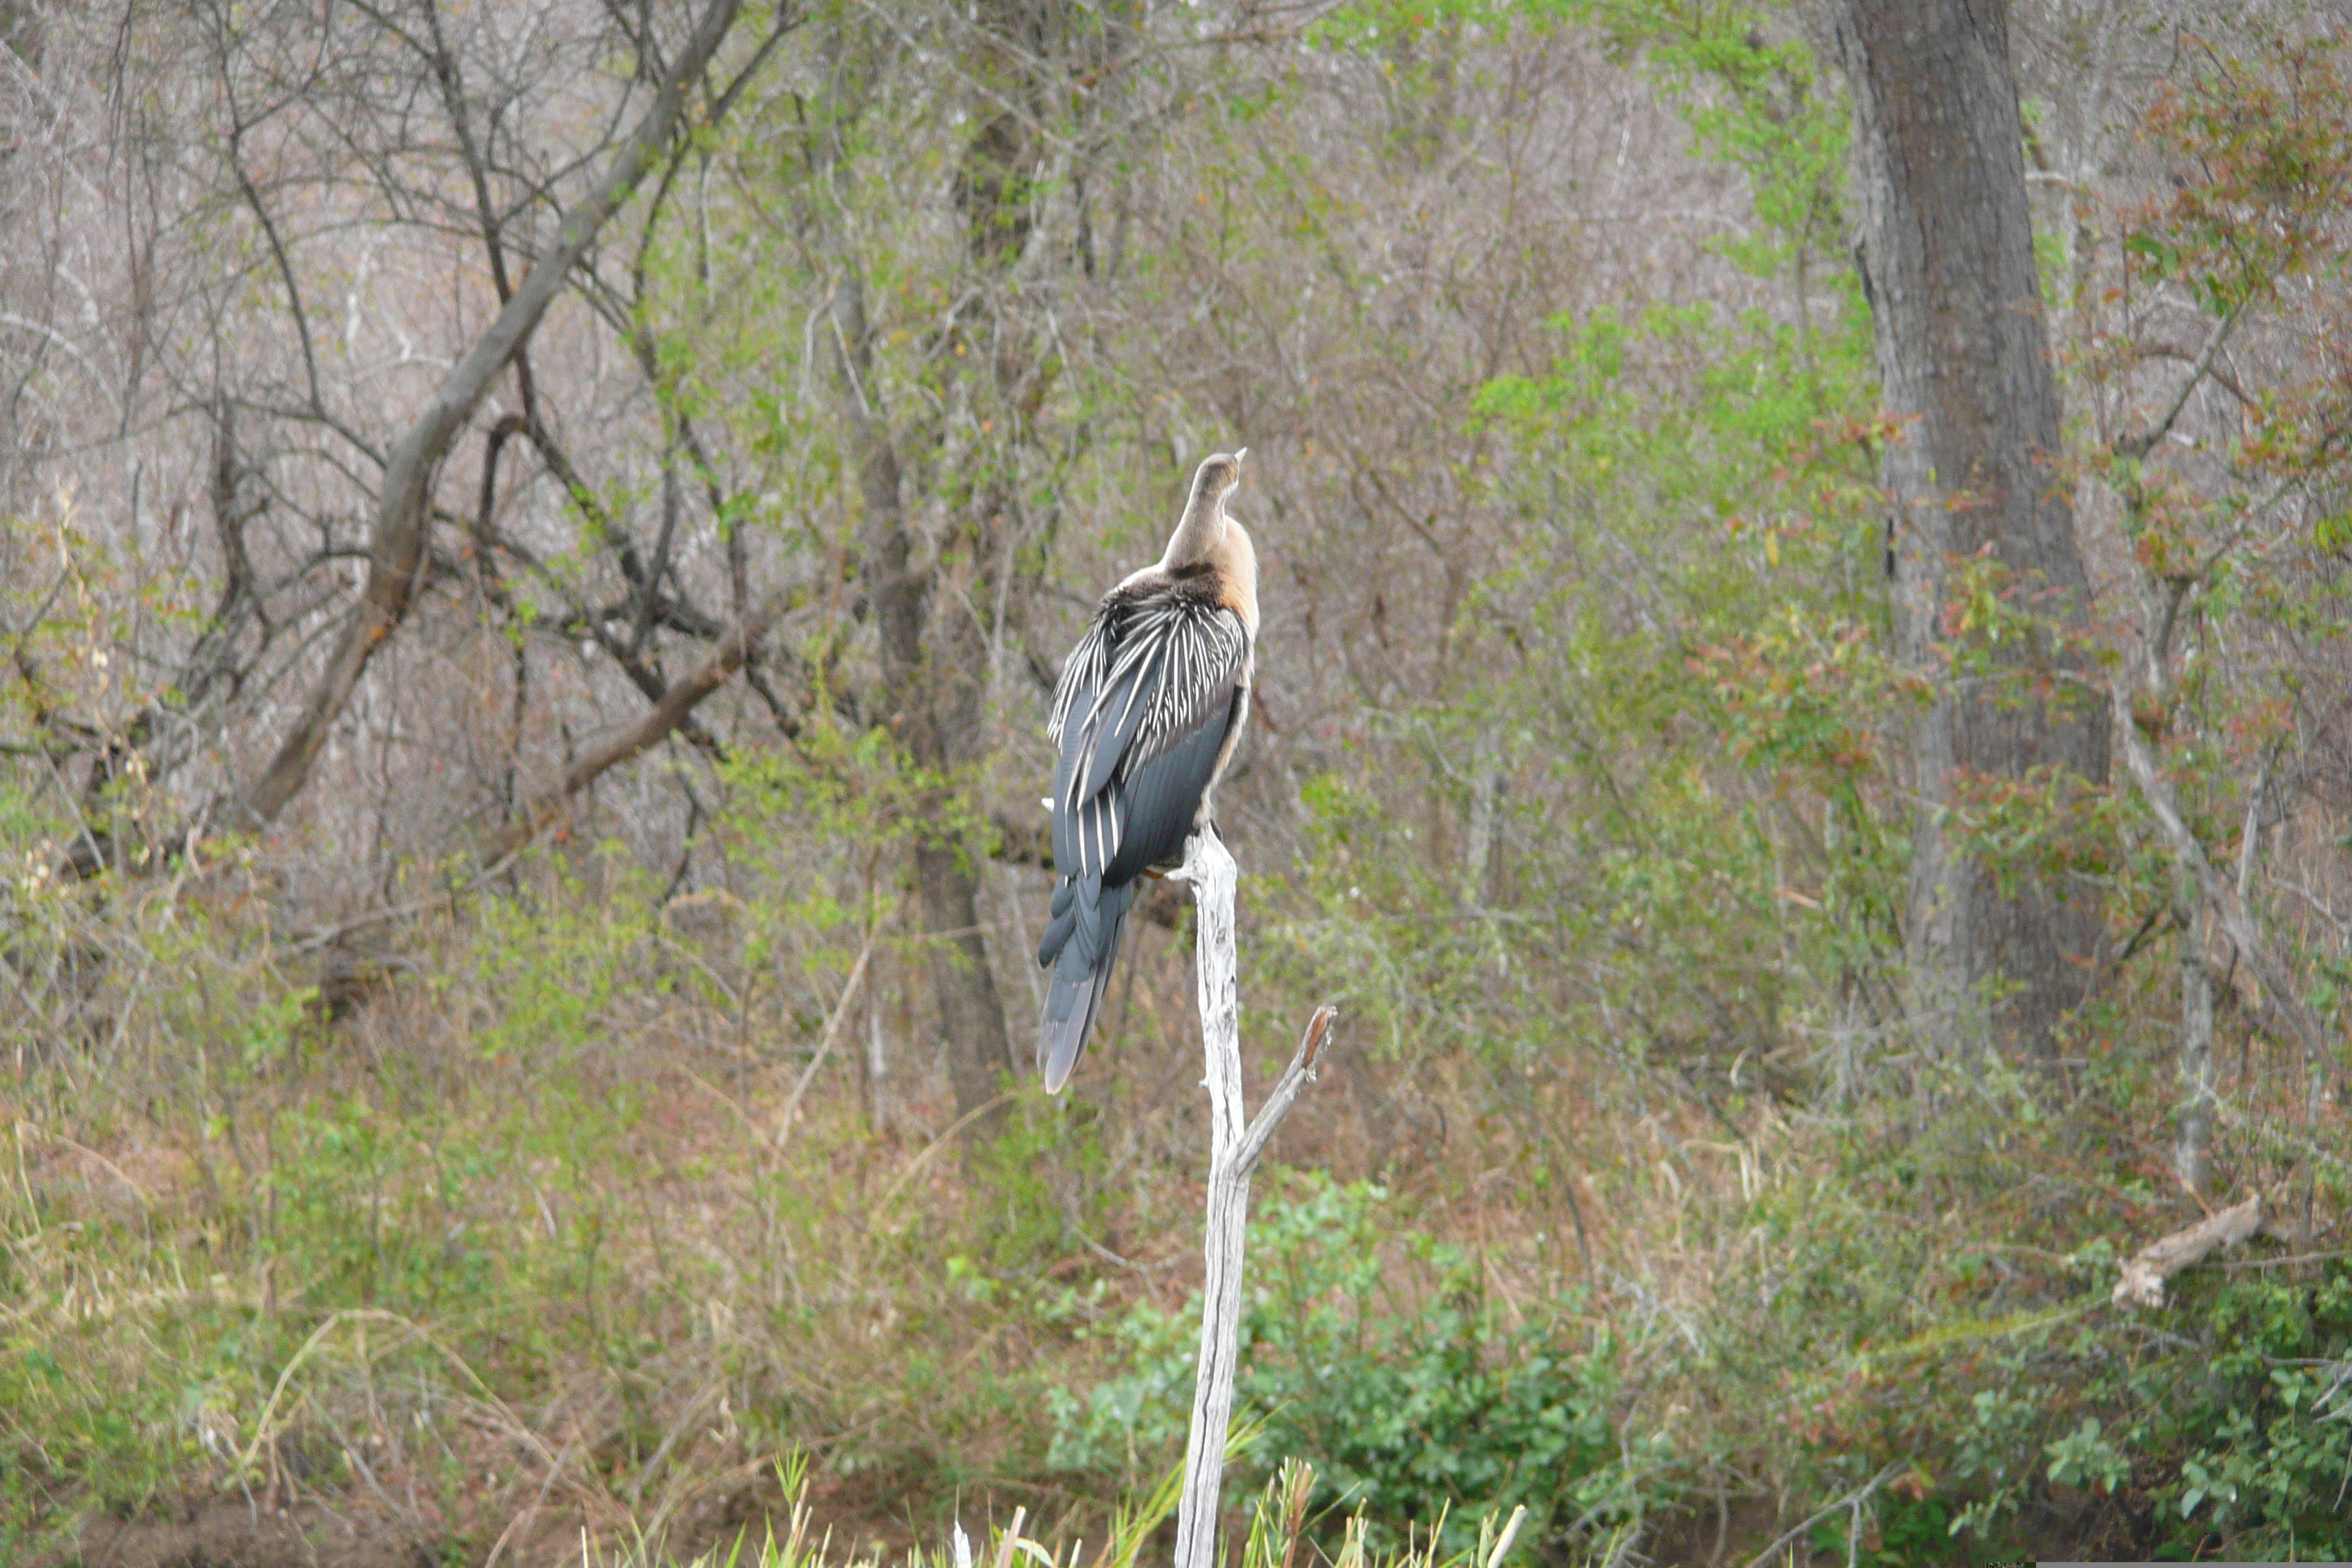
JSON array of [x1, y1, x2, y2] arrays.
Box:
[[1221, 519, 1259, 636], [1155, 480, 1256, 636], [1162, 483, 1226, 570]]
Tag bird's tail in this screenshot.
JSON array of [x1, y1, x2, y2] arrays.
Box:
[[1036, 875, 1133, 1093]]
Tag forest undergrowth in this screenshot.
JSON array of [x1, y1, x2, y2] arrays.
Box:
[[2, 837, 2346, 1566]]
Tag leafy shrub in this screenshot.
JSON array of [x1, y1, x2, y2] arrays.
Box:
[[2142, 1264, 2352, 1557], [1049, 1174, 1673, 1551], [1887, 1258, 2351, 1558]]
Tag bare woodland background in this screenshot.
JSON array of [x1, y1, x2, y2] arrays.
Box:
[[3, 0, 2351, 1564]]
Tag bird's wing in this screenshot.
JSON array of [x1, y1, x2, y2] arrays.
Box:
[[1110, 685, 1245, 876], [1049, 600, 1248, 881], [1071, 637, 1163, 810], [1052, 644, 1158, 880], [1050, 665, 1123, 879], [1046, 615, 1110, 751], [1050, 684, 1244, 885], [1096, 596, 1248, 783], [1058, 592, 1246, 810]]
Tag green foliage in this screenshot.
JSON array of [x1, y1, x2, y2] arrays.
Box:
[[578, 1447, 1625, 1568], [1918, 1264, 2352, 1556], [952, 1096, 1115, 1276], [2043, 1416, 2131, 1494], [1579, 1, 1852, 283], [2131, 38, 2351, 320], [470, 850, 666, 1060], [1049, 1175, 1667, 1552], [1299, 189, 1891, 1082], [2149, 1267, 2352, 1556], [1768, 1203, 2352, 1561], [0, 1029, 650, 1539]]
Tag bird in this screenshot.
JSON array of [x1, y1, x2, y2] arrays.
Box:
[[1035, 449, 1260, 1093]]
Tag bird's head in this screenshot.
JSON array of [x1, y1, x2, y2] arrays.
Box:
[[1191, 448, 1248, 508]]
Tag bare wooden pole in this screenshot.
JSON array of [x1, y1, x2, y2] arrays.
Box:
[[1171, 829, 1247, 1568], [1170, 827, 1335, 1568]]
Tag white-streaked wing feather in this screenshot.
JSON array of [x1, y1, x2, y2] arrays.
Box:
[[1047, 617, 1110, 750], [1048, 587, 1249, 885], [1117, 600, 1247, 776]]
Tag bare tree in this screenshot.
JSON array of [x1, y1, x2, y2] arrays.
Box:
[[234, 0, 753, 827], [10, 0, 796, 889]]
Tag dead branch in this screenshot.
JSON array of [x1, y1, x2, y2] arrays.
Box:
[[1736, 1463, 1908, 1568], [489, 592, 783, 862], [2113, 1195, 2265, 1308], [2111, 679, 2328, 1060], [1236, 1006, 1339, 1176], [1169, 827, 1333, 1568]]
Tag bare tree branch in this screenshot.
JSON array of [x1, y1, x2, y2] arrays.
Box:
[[1736, 1464, 1909, 1568], [236, 0, 758, 827], [1170, 832, 1332, 1568], [2110, 677, 2326, 1059], [489, 590, 782, 862], [2117, 296, 2249, 461], [2114, 1194, 2266, 1308]]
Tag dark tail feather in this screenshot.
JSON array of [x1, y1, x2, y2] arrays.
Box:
[[1038, 877, 1079, 968], [1037, 878, 1131, 1093]]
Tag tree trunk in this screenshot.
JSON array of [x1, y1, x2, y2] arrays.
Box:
[[812, 1, 1141, 1129], [2174, 891, 2216, 1199], [832, 274, 1017, 1130], [1839, 0, 2110, 1058], [917, 840, 1013, 1120]]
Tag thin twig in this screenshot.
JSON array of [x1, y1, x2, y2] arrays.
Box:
[[872, 1093, 1019, 1212], [774, 941, 873, 1148], [2219, 1248, 2352, 1271], [2119, 295, 2247, 460], [2110, 678, 2325, 1058], [1736, 1463, 1907, 1568]]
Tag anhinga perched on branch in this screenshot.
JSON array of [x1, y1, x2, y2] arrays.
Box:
[[1036, 451, 1259, 1092]]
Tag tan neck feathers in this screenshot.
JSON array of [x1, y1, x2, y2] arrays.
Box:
[[1164, 485, 1226, 569], [1219, 519, 1259, 636]]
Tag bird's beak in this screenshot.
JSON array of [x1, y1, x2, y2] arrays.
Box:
[[1235, 447, 1248, 466]]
